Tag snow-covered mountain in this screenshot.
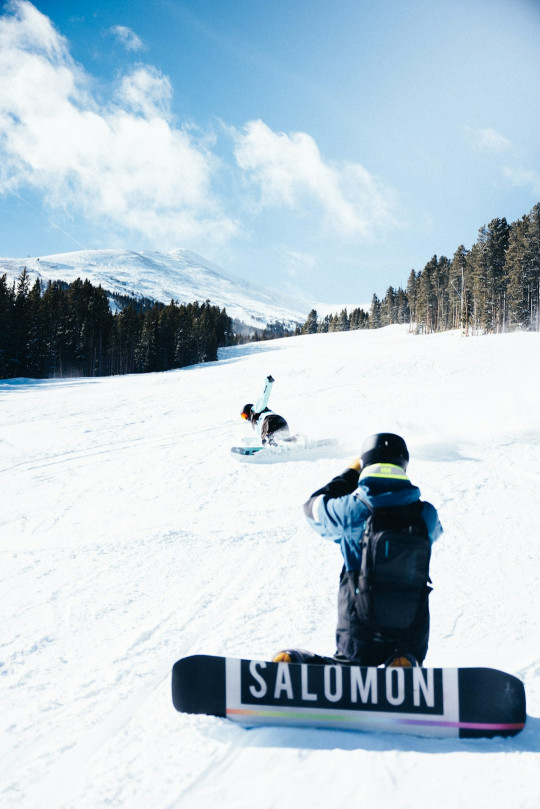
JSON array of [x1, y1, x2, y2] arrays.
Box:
[[0, 248, 310, 329]]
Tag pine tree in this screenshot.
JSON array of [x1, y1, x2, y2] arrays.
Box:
[[415, 257, 438, 333], [449, 246, 469, 332], [12, 268, 31, 374], [485, 217, 510, 331], [318, 314, 332, 333], [349, 307, 368, 330], [41, 280, 68, 376], [112, 304, 142, 373], [381, 286, 395, 326], [506, 205, 540, 330], [406, 270, 418, 329], [433, 256, 450, 331], [395, 288, 409, 324], [369, 294, 381, 329], [334, 309, 350, 331], [25, 279, 47, 377], [174, 306, 198, 367], [302, 309, 318, 334], [527, 203, 540, 330], [0, 274, 15, 378], [135, 305, 160, 372], [468, 220, 509, 333]]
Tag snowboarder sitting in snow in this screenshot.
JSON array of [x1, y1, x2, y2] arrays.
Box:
[[274, 433, 442, 668], [241, 403, 291, 446]]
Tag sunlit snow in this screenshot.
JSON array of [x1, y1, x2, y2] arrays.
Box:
[[1, 325, 539, 809]]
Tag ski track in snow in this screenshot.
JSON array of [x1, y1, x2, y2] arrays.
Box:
[[1, 325, 540, 809]]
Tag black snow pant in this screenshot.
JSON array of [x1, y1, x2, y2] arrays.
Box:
[[260, 414, 290, 444], [335, 566, 431, 666]]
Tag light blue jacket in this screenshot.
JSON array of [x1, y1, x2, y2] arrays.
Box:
[[305, 463, 443, 571]]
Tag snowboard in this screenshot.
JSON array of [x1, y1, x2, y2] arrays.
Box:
[[231, 445, 265, 456], [171, 654, 526, 739], [231, 437, 336, 459]]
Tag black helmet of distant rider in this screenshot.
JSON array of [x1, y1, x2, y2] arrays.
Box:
[[241, 403, 254, 423]]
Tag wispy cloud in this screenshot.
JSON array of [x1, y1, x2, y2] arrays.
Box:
[[464, 126, 513, 153], [117, 66, 172, 118], [503, 166, 540, 195], [110, 25, 144, 52], [0, 1, 398, 260], [0, 1, 237, 248], [464, 126, 540, 195], [233, 120, 396, 237]]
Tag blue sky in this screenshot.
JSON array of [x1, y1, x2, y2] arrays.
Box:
[[1, 0, 540, 303]]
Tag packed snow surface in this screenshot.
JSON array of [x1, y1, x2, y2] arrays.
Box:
[[1, 325, 539, 809]]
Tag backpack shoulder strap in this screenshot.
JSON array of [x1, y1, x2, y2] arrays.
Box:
[[353, 488, 374, 513], [353, 490, 374, 584]]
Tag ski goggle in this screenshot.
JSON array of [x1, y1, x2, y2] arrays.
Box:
[[241, 411, 249, 420]]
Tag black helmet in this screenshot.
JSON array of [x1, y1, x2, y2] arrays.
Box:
[[360, 433, 409, 470], [241, 403, 254, 421]]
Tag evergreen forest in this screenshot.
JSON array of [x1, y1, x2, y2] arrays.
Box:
[[299, 202, 540, 336], [2, 201, 539, 379], [0, 272, 234, 379]]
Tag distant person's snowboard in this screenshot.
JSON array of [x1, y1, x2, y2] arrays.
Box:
[[230, 437, 336, 459], [171, 654, 526, 739]]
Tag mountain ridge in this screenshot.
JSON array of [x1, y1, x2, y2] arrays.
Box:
[[0, 247, 311, 329]]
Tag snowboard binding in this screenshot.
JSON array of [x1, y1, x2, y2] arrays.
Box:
[[272, 649, 336, 665]]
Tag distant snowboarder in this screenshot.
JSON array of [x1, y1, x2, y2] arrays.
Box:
[[240, 375, 292, 446], [240, 403, 291, 445], [274, 433, 443, 668]]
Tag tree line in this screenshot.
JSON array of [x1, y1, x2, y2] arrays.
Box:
[[299, 201, 540, 335], [0, 270, 234, 379], [2, 199, 539, 377], [298, 306, 370, 334]]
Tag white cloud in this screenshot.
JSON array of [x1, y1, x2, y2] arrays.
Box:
[[233, 120, 396, 237], [503, 166, 540, 195], [0, 2, 399, 260], [110, 25, 144, 52], [465, 126, 512, 153], [285, 250, 316, 269], [463, 127, 540, 195], [0, 1, 237, 248], [117, 66, 172, 119]]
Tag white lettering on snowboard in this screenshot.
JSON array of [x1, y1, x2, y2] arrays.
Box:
[[274, 663, 294, 699], [386, 667, 405, 705], [350, 666, 378, 703], [243, 660, 440, 713], [323, 666, 343, 702], [248, 661, 268, 698], [301, 665, 317, 701], [413, 667, 435, 707]]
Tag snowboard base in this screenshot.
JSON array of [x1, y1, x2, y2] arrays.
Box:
[[172, 654, 526, 739], [231, 445, 264, 456], [231, 437, 336, 460]]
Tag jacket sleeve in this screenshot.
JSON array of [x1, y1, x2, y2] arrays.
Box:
[[303, 468, 360, 539], [421, 502, 444, 543]]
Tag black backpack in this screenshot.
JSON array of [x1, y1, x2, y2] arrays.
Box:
[[354, 495, 432, 632]]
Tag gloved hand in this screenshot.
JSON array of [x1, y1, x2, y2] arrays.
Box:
[[348, 457, 362, 472]]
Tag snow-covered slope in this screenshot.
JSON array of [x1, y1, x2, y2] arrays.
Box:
[[0, 248, 308, 328], [1, 325, 539, 809]]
